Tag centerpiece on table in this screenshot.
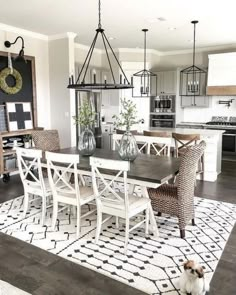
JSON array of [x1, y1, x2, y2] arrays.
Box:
[[73, 102, 96, 156], [113, 98, 141, 161]]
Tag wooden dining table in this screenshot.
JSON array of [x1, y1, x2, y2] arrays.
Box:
[[46, 147, 181, 237]]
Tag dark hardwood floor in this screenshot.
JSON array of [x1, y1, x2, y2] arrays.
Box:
[[0, 160, 235, 295]]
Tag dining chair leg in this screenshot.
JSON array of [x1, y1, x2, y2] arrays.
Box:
[[76, 205, 81, 239], [124, 217, 129, 254], [41, 196, 46, 226], [141, 187, 159, 238], [95, 211, 102, 244], [115, 216, 119, 229], [180, 229, 185, 239], [23, 192, 29, 218], [192, 218, 195, 226], [145, 207, 149, 236], [52, 201, 58, 229], [129, 184, 135, 194]]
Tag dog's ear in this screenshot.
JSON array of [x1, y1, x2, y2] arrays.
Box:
[[196, 267, 204, 278], [184, 260, 194, 270]]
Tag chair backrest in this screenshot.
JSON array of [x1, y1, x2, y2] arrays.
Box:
[[143, 130, 170, 138], [90, 156, 130, 211], [112, 133, 171, 156], [16, 147, 45, 192], [177, 141, 206, 202], [172, 132, 200, 157], [32, 130, 60, 152], [116, 129, 138, 135], [46, 152, 80, 203]]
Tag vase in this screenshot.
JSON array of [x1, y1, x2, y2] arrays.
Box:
[[118, 131, 138, 161], [78, 127, 96, 156]]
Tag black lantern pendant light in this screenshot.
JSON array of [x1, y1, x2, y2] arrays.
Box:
[[180, 20, 207, 97], [68, 0, 132, 91], [131, 29, 157, 97], [4, 36, 27, 63]]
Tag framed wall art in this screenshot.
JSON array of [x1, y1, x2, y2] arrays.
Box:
[[6, 102, 33, 131], [0, 51, 37, 127]]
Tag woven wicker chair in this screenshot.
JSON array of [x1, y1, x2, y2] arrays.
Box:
[[148, 141, 206, 238], [172, 132, 204, 180], [32, 130, 60, 151]]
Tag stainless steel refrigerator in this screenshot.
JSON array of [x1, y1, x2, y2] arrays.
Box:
[[75, 90, 102, 148]]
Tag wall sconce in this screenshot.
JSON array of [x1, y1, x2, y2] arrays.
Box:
[[4, 36, 26, 63], [219, 99, 234, 107]]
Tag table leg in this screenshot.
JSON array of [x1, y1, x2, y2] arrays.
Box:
[[141, 186, 159, 238]]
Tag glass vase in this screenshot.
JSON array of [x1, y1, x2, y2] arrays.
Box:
[[78, 127, 96, 156], [118, 131, 138, 161]]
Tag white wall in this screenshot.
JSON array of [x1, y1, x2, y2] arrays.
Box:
[[0, 28, 51, 128], [49, 37, 75, 148], [183, 96, 236, 122]]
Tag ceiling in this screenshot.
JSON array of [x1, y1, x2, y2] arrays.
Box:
[[0, 0, 236, 52]]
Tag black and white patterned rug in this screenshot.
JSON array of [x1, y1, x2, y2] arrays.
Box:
[[0, 194, 235, 295]]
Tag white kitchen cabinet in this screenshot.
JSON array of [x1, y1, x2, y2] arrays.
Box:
[[181, 96, 209, 107], [101, 71, 119, 107], [151, 71, 177, 95]]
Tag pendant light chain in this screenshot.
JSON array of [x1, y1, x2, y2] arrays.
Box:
[[144, 30, 147, 71], [193, 22, 196, 68], [98, 0, 102, 29]]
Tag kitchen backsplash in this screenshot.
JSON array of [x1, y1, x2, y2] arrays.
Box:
[[183, 96, 236, 122]]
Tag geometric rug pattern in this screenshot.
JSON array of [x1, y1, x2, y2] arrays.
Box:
[[0, 192, 235, 294]]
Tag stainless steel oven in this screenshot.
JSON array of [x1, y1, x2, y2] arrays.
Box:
[[223, 130, 236, 155], [151, 114, 175, 128], [152, 95, 175, 113]]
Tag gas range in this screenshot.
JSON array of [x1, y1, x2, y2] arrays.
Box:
[[206, 116, 236, 128]]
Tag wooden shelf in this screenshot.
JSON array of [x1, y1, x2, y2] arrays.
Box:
[[0, 128, 43, 138], [3, 149, 16, 156], [0, 128, 44, 176]]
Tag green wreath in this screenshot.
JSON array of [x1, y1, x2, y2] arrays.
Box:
[[0, 67, 23, 95]]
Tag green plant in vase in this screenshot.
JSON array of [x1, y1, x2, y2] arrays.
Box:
[[113, 98, 142, 161], [73, 102, 96, 156]]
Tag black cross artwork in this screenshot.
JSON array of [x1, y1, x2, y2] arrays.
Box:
[[8, 103, 31, 129]]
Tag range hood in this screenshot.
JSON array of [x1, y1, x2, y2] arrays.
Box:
[[207, 52, 236, 95]]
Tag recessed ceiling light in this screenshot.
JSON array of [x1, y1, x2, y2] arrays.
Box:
[[188, 39, 194, 43], [108, 36, 116, 40], [146, 17, 166, 23], [168, 27, 176, 31]]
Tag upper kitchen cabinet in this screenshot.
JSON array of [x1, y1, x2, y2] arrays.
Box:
[[181, 96, 209, 108], [151, 71, 177, 96], [101, 71, 119, 107]]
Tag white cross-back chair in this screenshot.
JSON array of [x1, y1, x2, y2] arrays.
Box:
[[46, 151, 95, 238], [16, 147, 52, 225], [90, 156, 150, 253], [112, 134, 171, 156]]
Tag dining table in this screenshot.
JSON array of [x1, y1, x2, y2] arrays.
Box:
[[46, 147, 181, 237]]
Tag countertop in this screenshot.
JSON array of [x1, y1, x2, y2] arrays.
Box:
[[148, 127, 224, 136], [177, 122, 236, 130]]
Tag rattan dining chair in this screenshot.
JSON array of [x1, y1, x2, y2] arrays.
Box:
[[31, 130, 60, 152], [148, 141, 206, 239], [172, 132, 204, 180]]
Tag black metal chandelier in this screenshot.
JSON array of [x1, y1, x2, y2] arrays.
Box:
[[4, 36, 27, 63], [180, 20, 207, 96], [68, 0, 132, 91], [131, 29, 157, 97]]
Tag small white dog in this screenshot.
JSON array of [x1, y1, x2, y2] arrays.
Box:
[[179, 260, 210, 295]]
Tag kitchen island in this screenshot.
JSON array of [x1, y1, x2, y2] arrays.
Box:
[[147, 127, 224, 182]]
